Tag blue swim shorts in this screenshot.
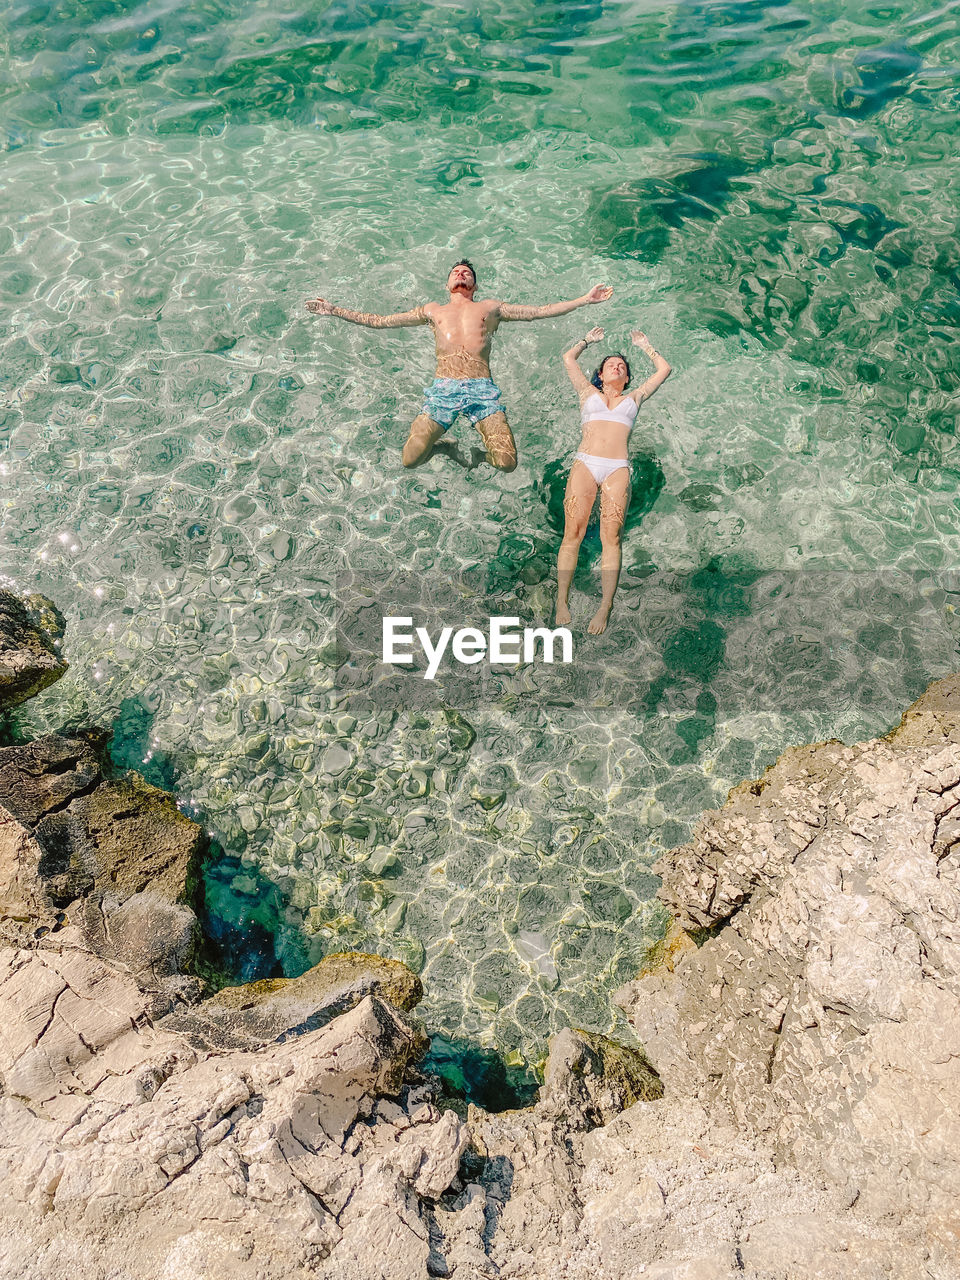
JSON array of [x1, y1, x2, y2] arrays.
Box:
[[421, 377, 505, 430]]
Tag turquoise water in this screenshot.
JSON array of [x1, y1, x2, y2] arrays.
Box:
[[2, 0, 960, 1061]]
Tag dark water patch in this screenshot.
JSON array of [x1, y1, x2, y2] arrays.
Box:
[[838, 44, 924, 119], [816, 198, 904, 252], [585, 155, 755, 262], [198, 847, 287, 985], [107, 693, 178, 791], [421, 1033, 540, 1111]]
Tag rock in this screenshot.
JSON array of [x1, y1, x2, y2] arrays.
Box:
[[0, 945, 149, 1102], [0, 591, 68, 712], [615, 671, 960, 1236], [34, 770, 205, 906], [407, 1107, 471, 1199], [0, 735, 103, 828], [0, 983, 458, 1279], [163, 951, 424, 1051], [0, 805, 61, 943], [885, 669, 960, 749], [0, 733, 205, 988], [97, 891, 200, 984], [0, 734, 203, 907], [21, 594, 66, 642], [540, 1027, 662, 1129], [515, 928, 559, 984]]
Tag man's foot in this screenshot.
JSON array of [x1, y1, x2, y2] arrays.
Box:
[[555, 601, 572, 626], [587, 604, 612, 635]]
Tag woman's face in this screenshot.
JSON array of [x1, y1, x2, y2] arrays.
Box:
[[601, 355, 628, 388]]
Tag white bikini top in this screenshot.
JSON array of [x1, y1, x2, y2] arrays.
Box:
[[580, 391, 639, 429]]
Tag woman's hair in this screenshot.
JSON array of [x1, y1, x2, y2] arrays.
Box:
[[591, 352, 631, 389]]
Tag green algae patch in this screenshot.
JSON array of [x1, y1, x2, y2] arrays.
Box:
[[574, 1030, 664, 1106], [636, 917, 700, 980]]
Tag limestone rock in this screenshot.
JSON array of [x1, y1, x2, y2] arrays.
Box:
[[0, 945, 148, 1102], [0, 734, 205, 985], [0, 980, 464, 1280], [163, 951, 424, 1051], [616, 671, 960, 1240], [33, 769, 205, 907], [0, 734, 102, 829], [0, 591, 67, 711], [0, 804, 61, 943], [540, 1026, 662, 1129]]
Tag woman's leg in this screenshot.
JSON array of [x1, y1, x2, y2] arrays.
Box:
[[589, 466, 630, 634], [556, 460, 597, 625]]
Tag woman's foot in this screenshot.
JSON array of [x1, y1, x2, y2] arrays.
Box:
[[555, 601, 572, 625], [588, 604, 612, 635]]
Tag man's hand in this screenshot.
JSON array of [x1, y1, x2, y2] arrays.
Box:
[[585, 284, 614, 304], [585, 326, 605, 344], [306, 297, 334, 315]]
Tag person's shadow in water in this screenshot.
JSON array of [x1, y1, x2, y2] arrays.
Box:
[[433, 438, 488, 470]]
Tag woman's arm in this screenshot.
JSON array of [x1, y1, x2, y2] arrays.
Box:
[[305, 298, 431, 328], [562, 326, 604, 396], [628, 329, 672, 403]]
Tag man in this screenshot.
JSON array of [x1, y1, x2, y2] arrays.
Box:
[[306, 260, 613, 471]]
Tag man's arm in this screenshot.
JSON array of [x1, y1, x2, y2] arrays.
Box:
[[305, 298, 431, 329], [498, 283, 613, 322]]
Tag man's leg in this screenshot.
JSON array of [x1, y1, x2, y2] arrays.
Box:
[[556, 460, 597, 625], [402, 413, 446, 467], [474, 411, 517, 472], [589, 467, 630, 635]]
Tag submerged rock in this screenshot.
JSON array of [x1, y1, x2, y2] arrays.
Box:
[[164, 950, 424, 1051], [0, 591, 68, 712]]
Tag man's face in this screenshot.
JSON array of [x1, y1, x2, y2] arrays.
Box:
[[448, 264, 476, 295]]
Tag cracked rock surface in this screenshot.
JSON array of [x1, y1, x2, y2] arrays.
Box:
[[615, 671, 960, 1276], [0, 590, 67, 712]]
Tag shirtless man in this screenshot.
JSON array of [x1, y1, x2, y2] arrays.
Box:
[[306, 260, 613, 472]]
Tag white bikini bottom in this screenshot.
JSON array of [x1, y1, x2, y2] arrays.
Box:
[[575, 452, 630, 485]]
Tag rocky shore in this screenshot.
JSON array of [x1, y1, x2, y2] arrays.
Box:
[[0, 590, 956, 1278]]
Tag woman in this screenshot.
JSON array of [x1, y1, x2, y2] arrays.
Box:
[[555, 326, 671, 634]]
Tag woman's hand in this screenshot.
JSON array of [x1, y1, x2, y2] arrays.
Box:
[[306, 297, 334, 315], [631, 328, 655, 351], [584, 325, 605, 344], [585, 284, 613, 304]]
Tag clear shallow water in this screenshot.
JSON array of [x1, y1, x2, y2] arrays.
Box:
[[2, 0, 959, 1062]]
